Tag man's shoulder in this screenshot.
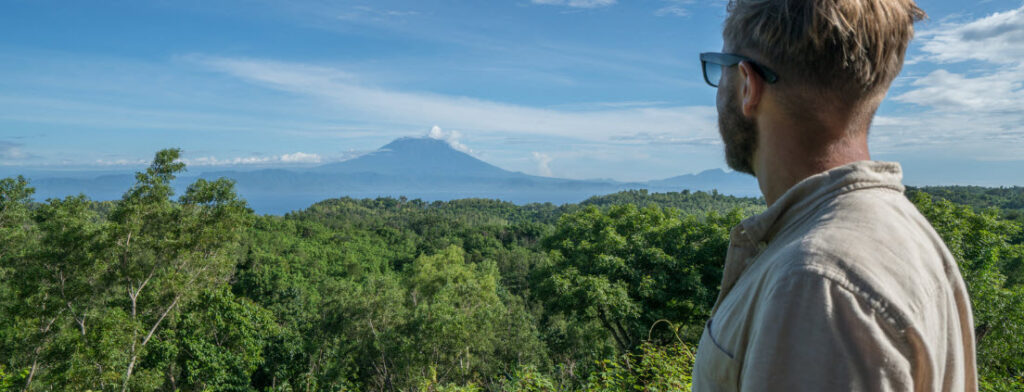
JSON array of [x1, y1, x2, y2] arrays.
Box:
[[759, 187, 959, 325], [775, 186, 946, 269]]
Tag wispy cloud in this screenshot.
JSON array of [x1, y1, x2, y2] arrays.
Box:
[[0, 141, 30, 160], [191, 55, 719, 144], [893, 66, 1024, 112], [427, 125, 472, 154], [655, 0, 694, 17], [900, 5, 1024, 114], [336, 5, 420, 23], [611, 131, 721, 146], [871, 112, 1024, 160], [531, 152, 554, 177], [548, 101, 674, 110], [90, 152, 324, 167], [181, 152, 322, 166], [913, 5, 1024, 64], [93, 158, 150, 166], [531, 0, 616, 9], [872, 5, 1024, 159]]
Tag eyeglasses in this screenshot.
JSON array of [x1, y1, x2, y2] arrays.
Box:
[[700, 52, 779, 88]]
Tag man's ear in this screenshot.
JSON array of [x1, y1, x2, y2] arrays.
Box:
[[738, 61, 763, 118]]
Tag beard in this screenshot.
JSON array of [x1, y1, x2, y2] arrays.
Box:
[[718, 90, 758, 176]]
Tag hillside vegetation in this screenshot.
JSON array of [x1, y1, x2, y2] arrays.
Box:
[[1, 150, 1022, 391], [907, 186, 1024, 221]]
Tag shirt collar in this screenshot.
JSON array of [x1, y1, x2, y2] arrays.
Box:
[[736, 160, 906, 245]]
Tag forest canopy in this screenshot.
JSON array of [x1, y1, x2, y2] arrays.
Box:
[[1, 149, 1022, 391]]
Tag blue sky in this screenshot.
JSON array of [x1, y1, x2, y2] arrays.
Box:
[[1, 0, 1022, 185]]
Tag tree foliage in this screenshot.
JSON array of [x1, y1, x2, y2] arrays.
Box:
[[535, 205, 738, 353], [1, 151, 1022, 391], [910, 193, 1024, 387]]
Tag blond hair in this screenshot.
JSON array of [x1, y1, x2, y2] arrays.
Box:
[[724, 0, 925, 100]]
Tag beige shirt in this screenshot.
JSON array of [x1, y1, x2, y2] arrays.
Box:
[[691, 161, 977, 392]]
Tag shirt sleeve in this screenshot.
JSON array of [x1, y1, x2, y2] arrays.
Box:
[[739, 270, 915, 392]]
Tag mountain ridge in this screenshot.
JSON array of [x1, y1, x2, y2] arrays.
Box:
[[20, 136, 760, 214]]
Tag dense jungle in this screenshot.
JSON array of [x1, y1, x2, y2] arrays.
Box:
[[2, 149, 1022, 391]]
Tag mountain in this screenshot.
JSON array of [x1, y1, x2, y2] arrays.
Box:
[[648, 168, 758, 198], [314, 137, 520, 178], [19, 137, 760, 214]]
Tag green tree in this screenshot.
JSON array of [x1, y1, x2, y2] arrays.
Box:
[[912, 193, 1024, 388], [322, 271, 408, 391], [399, 246, 507, 389], [107, 149, 251, 390], [0, 176, 34, 263], [235, 215, 398, 390], [168, 288, 278, 391], [19, 195, 108, 388], [535, 205, 737, 354], [583, 342, 694, 392], [495, 365, 557, 392], [0, 176, 39, 389], [0, 364, 27, 392]]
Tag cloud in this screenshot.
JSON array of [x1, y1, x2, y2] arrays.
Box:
[[914, 5, 1024, 64], [279, 152, 323, 163], [85, 152, 323, 167], [427, 125, 472, 153], [611, 131, 721, 146], [337, 5, 420, 22], [872, 4, 1024, 159], [192, 56, 719, 144], [531, 0, 616, 9], [0, 141, 29, 160], [870, 111, 1024, 160], [532, 152, 554, 177], [549, 101, 673, 110], [178, 152, 322, 166], [94, 158, 150, 166], [655, 0, 694, 17], [893, 67, 1024, 112]]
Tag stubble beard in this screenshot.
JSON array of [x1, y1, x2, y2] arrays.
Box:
[[718, 90, 759, 176]]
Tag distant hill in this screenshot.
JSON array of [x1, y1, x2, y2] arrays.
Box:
[[648, 168, 760, 199], [18, 137, 761, 214], [907, 185, 1024, 220]]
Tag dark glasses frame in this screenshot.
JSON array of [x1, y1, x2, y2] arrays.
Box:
[[699, 52, 780, 87]]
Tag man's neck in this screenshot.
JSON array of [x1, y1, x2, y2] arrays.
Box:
[[754, 118, 871, 207]]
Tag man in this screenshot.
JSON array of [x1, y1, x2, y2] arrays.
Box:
[[692, 0, 977, 391]]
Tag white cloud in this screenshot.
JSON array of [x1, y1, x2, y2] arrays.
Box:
[[94, 158, 150, 166], [427, 125, 444, 139], [279, 152, 323, 163], [870, 111, 1024, 160], [0, 141, 29, 160], [426, 125, 472, 153], [893, 67, 1024, 112], [611, 131, 721, 146], [337, 5, 420, 22], [193, 56, 719, 145], [872, 4, 1024, 159], [88, 152, 322, 167], [531, 0, 616, 9], [179, 152, 322, 166], [655, 0, 694, 17], [914, 5, 1024, 64], [655, 6, 688, 17], [532, 152, 554, 177]]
